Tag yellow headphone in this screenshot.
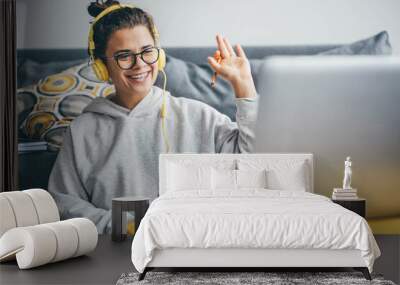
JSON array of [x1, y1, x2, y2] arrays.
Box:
[[88, 4, 166, 81], [88, 4, 170, 152]]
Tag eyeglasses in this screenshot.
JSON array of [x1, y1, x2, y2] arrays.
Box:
[[104, 47, 160, 70]]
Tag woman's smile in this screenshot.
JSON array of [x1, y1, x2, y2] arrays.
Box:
[[125, 70, 152, 83]]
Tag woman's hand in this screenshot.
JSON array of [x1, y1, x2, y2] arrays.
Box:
[[208, 35, 257, 99]]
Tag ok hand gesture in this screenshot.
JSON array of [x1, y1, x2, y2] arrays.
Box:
[[208, 35, 257, 99]]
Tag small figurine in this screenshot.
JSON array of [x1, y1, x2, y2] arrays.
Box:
[[343, 156, 352, 189]]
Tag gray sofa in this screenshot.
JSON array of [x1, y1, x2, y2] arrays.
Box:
[[16, 31, 391, 190]]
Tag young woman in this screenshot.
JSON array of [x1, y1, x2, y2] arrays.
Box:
[[48, 0, 258, 234]]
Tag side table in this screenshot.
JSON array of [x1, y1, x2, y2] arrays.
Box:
[[112, 196, 150, 242], [332, 198, 366, 218]]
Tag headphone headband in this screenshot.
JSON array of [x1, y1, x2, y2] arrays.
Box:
[[88, 4, 160, 58], [92, 4, 134, 27], [88, 4, 134, 57]]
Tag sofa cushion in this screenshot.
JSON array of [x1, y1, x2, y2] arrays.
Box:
[[318, 31, 391, 55], [17, 59, 85, 88], [17, 63, 115, 150]]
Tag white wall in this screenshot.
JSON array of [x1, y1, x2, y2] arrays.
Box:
[[17, 0, 400, 54]]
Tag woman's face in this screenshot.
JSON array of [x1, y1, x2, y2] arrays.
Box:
[[105, 25, 158, 98]]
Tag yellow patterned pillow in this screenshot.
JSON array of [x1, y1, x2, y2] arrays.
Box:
[[17, 63, 115, 150]]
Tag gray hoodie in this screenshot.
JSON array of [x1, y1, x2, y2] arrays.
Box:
[[48, 86, 258, 234]]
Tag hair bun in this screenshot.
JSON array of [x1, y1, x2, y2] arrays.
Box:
[[87, 0, 120, 18]]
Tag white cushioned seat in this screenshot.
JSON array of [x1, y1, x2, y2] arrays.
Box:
[[42, 221, 79, 262], [24, 188, 60, 223], [1, 191, 40, 227], [0, 196, 17, 237], [0, 189, 59, 236], [0, 218, 98, 269], [0, 189, 98, 269]]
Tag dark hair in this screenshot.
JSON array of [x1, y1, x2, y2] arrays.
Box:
[[87, 0, 157, 59]]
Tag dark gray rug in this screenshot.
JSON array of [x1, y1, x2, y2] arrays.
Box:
[[116, 271, 396, 285]]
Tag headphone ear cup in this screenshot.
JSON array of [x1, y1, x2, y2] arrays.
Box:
[[92, 59, 109, 82], [158, 49, 166, 70]]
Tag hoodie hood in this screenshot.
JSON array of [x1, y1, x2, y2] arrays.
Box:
[[83, 86, 164, 118]]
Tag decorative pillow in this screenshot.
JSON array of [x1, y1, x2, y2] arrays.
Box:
[[17, 62, 115, 150], [17, 59, 86, 88], [265, 162, 308, 191], [318, 31, 391, 55], [166, 162, 212, 192], [236, 169, 267, 189], [211, 168, 268, 190], [237, 159, 309, 191], [212, 168, 237, 191]]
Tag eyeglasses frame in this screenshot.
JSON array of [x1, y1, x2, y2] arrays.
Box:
[[102, 46, 160, 70]]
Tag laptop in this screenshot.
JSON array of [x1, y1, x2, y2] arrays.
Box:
[[254, 56, 400, 218]]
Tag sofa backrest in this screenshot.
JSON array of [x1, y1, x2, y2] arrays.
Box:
[[159, 153, 314, 195], [17, 45, 338, 65]]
